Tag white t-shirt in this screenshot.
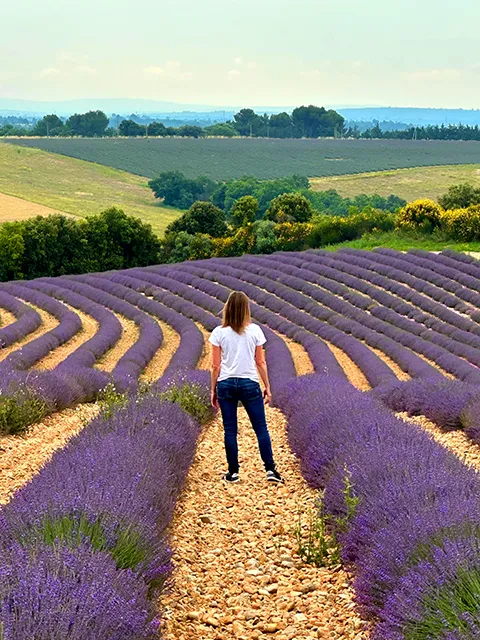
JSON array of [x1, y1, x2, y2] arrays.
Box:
[[209, 323, 267, 382]]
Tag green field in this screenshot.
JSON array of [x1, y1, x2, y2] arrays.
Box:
[[9, 137, 480, 181], [0, 143, 182, 235], [311, 164, 480, 202], [325, 230, 480, 253]]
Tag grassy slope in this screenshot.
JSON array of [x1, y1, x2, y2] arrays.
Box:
[[324, 230, 480, 253], [0, 143, 182, 235], [9, 137, 480, 180], [311, 164, 480, 202]]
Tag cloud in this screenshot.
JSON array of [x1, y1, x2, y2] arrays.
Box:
[[76, 65, 97, 75], [143, 61, 193, 80], [40, 67, 61, 78], [234, 56, 243, 66], [227, 69, 241, 77]]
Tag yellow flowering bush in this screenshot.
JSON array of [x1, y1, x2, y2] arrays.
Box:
[[396, 199, 443, 232], [440, 205, 480, 241]]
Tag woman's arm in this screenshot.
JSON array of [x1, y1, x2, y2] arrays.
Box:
[[255, 345, 272, 404], [210, 344, 221, 408]]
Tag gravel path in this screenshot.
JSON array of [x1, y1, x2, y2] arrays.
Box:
[[0, 308, 18, 327], [160, 407, 365, 640], [95, 312, 139, 372], [141, 318, 180, 383]]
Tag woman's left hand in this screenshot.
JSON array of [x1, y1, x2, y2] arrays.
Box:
[[211, 390, 219, 409]]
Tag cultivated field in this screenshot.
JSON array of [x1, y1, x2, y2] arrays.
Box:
[[311, 163, 480, 202], [1, 248, 480, 638], [10, 136, 480, 180], [0, 143, 181, 234]]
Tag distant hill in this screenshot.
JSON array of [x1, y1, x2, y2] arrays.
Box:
[[337, 107, 480, 126], [1, 99, 480, 127]]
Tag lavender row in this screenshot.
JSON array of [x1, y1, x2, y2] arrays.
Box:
[[263, 251, 480, 353], [0, 371, 210, 639], [97, 272, 205, 373], [315, 249, 480, 335], [372, 377, 480, 439], [21, 280, 123, 369], [107, 269, 297, 396], [152, 260, 393, 387], [0, 290, 41, 348], [345, 248, 480, 312], [227, 255, 447, 379], [0, 283, 81, 372], [173, 257, 432, 382], [44, 276, 163, 389], [134, 266, 343, 380], [280, 374, 480, 639]]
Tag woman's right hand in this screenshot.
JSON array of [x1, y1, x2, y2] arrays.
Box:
[[263, 387, 272, 405], [211, 390, 219, 409]]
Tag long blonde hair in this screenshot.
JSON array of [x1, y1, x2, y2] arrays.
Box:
[[222, 291, 251, 334]]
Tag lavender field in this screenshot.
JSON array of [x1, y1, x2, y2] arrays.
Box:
[[1, 247, 480, 639]]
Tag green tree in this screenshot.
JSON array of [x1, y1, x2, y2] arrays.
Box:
[[32, 114, 65, 136], [204, 122, 238, 137], [439, 183, 480, 210], [146, 121, 168, 136], [66, 110, 109, 137], [21, 215, 90, 278], [265, 193, 314, 223], [84, 208, 161, 270], [231, 196, 259, 227], [269, 112, 293, 138], [292, 105, 344, 138], [233, 108, 262, 136], [253, 220, 277, 254], [149, 171, 216, 208], [167, 201, 228, 237], [118, 119, 146, 137], [0, 224, 25, 280], [177, 125, 204, 138]]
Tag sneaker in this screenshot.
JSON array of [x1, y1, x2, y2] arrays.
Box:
[[266, 470, 284, 483], [223, 472, 240, 483]]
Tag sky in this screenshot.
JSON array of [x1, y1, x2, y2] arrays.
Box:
[[1, 0, 480, 109]]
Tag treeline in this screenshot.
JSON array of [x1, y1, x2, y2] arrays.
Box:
[[351, 122, 480, 141], [148, 170, 406, 214], [1, 105, 345, 139], [158, 181, 480, 263], [0, 208, 160, 281]]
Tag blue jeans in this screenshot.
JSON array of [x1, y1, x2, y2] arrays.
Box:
[[217, 377, 275, 474]]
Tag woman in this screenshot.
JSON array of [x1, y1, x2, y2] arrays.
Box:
[[209, 291, 283, 484]]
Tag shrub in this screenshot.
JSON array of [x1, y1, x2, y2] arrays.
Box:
[[231, 195, 259, 227], [396, 199, 443, 233], [274, 221, 314, 251], [0, 385, 49, 435], [310, 209, 395, 247], [440, 204, 480, 241], [166, 201, 228, 238], [265, 192, 313, 223], [439, 182, 480, 209]]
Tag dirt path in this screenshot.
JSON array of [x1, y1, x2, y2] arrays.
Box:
[[141, 319, 180, 383], [0, 309, 18, 328], [160, 407, 365, 640], [0, 403, 98, 505], [95, 313, 140, 372], [324, 341, 370, 391]]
